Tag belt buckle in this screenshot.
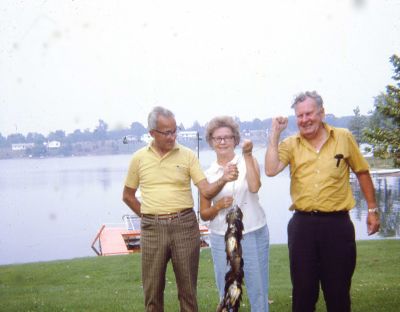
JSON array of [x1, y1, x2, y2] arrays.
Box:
[[165, 214, 175, 221], [160, 212, 177, 220]]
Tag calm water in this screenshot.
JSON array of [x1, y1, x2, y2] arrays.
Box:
[[0, 149, 399, 265]]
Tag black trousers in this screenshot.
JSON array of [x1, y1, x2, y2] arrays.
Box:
[[288, 211, 356, 312]]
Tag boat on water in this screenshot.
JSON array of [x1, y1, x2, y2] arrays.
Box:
[[91, 214, 210, 256]]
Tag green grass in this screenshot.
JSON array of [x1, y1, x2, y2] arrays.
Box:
[[0, 240, 399, 311]]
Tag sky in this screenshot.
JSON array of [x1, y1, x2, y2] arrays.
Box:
[[0, 0, 399, 136]]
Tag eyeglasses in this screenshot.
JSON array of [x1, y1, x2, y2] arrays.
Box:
[[153, 128, 178, 137], [211, 136, 235, 143]]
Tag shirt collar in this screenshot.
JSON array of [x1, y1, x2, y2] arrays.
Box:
[[208, 154, 240, 173], [147, 141, 180, 155]]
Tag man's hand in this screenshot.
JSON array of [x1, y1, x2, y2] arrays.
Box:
[[221, 163, 239, 183], [265, 116, 288, 177], [271, 116, 288, 135], [367, 212, 380, 235]]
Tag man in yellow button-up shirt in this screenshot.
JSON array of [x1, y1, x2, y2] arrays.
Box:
[[265, 91, 380, 312]]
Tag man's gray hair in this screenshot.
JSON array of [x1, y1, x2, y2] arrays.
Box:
[[291, 91, 324, 109], [147, 106, 175, 130]]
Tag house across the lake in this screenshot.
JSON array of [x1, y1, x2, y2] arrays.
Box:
[[11, 143, 35, 151]]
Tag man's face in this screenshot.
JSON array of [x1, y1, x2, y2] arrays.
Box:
[[150, 115, 177, 153], [294, 97, 325, 140]]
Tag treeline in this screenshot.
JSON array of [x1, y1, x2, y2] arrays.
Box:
[[0, 114, 353, 148], [0, 114, 356, 159]]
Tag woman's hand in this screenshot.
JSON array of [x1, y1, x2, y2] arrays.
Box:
[[216, 196, 234, 211], [242, 139, 253, 155]]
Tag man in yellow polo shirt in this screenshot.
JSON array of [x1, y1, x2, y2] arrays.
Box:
[[122, 106, 238, 312], [265, 91, 380, 312]]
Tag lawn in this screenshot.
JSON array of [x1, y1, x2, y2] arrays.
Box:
[[0, 240, 399, 311]]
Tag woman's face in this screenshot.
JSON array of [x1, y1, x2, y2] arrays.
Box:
[[211, 126, 236, 156]]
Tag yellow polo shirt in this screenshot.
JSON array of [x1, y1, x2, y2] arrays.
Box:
[[278, 124, 370, 212], [124, 142, 206, 214]]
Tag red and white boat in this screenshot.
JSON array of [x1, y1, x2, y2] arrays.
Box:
[[91, 214, 210, 256]]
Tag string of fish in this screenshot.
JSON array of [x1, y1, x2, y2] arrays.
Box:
[[217, 157, 245, 312]]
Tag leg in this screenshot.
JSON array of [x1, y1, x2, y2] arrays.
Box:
[[210, 232, 230, 300], [288, 213, 320, 312], [242, 225, 270, 312], [141, 217, 171, 312], [170, 211, 200, 312], [318, 214, 356, 312]]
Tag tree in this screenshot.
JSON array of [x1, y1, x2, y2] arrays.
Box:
[[130, 122, 147, 136], [93, 119, 108, 141], [67, 129, 85, 143], [178, 123, 185, 131], [47, 130, 66, 142], [0, 133, 7, 147], [188, 120, 203, 133], [348, 106, 368, 144], [26, 132, 46, 144], [363, 54, 400, 167], [7, 133, 26, 144]]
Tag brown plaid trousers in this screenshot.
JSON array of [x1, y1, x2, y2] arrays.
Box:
[[140, 209, 200, 312]]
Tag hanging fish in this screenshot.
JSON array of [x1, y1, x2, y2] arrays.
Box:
[[217, 204, 244, 312]]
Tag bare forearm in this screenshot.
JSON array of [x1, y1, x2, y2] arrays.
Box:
[[243, 153, 261, 192], [123, 197, 141, 215], [200, 195, 233, 221], [355, 171, 380, 235], [201, 178, 226, 200], [356, 171, 377, 208], [122, 186, 141, 215], [198, 163, 238, 199], [200, 201, 221, 221], [265, 132, 282, 176]]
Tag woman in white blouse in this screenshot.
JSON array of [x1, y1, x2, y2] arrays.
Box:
[[200, 116, 270, 312]]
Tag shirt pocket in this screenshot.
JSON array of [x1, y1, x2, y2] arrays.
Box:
[[329, 153, 348, 179], [174, 164, 190, 184]]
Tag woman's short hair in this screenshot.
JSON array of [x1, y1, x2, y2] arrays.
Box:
[[205, 116, 241, 147], [291, 91, 324, 109], [147, 106, 175, 130]]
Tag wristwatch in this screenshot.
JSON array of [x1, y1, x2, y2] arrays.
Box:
[[368, 208, 379, 213]]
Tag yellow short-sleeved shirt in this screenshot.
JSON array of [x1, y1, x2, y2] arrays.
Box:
[[124, 142, 206, 214], [278, 124, 370, 212]]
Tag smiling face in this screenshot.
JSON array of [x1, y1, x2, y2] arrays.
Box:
[[211, 126, 236, 159], [294, 97, 325, 140]]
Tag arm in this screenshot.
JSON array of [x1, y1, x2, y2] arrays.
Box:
[[197, 163, 238, 199], [265, 117, 288, 176], [355, 171, 380, 235], [122, 186, 141, 216], [200, 193, 233, 221], [242, 139, 261, 193]]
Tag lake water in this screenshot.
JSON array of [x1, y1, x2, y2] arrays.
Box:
[[0, 148, 399, 265]]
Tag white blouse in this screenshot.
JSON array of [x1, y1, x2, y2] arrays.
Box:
[[205, 154, 267, 236]]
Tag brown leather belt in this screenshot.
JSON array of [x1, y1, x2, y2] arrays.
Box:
[[295, 210, 348, 216], [142, 208, 193, 220]]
